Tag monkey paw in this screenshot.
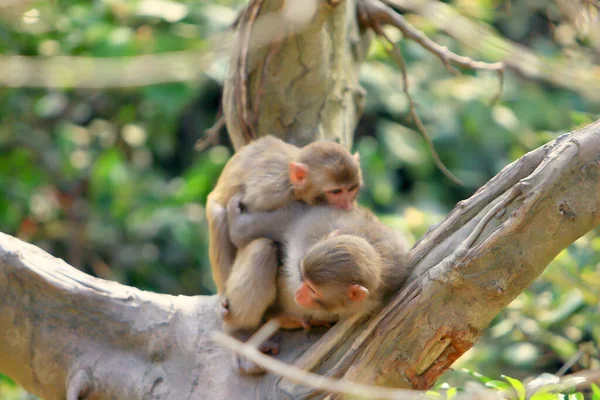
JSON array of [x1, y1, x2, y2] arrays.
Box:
[[259, 338, 280, 356], [308, 318, 333, 329]]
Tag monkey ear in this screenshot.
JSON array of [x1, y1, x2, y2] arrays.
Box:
[[353, 152, 360, 163], [326, 229, 341, 239], [348, 284, 369, 303], [289, 162, 309, 187]]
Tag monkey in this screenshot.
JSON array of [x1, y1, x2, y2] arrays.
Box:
[[223, 196, 409, 373], [206, 135, 362, 296]]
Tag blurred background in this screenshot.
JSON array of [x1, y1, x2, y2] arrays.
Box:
[[0, 0, 599, 398]]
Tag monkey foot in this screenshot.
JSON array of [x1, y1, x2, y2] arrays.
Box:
[[307, 318, 332, 329], [271, 315, 332, 331], [258, 338, 280, 356], [271, 315, 308, 330]]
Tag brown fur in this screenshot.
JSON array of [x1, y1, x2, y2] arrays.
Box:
[[206, 136, 362, 295], [226, 202, 409, 328], [222, 238, 279, 332]]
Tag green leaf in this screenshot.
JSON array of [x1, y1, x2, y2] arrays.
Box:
[[567, 393, 584, 400], [460, 368, 493, 383], [502, 375, 526, 400], [485, 380, 512, 392], [591, 383, 600, 400], [446, 387, 457, 399], [530, 394, 561, 400]]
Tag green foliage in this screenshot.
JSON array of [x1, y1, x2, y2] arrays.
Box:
[[0, 0, 599, 397], [430, 370, 587, 399]]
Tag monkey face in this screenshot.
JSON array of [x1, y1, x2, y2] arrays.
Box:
[[294, 278, 368, 312], [323, 183, 360, 210], [294, 279, 323, 309]]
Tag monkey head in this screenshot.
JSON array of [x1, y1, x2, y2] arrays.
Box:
[[295, 232, 382, 313], [289, 141, 362, 211]]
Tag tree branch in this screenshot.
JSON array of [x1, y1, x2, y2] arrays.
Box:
[[383, 0, 600, 101], [2, 0, 600, 398], [223, 0, 372, 149], [1, 120, 598, 399]]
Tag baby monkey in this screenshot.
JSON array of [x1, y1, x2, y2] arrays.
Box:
[[224, 197, 409, 373], [206, 136, 362, 295]]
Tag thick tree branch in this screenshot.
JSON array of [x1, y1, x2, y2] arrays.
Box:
[[223, 0, 372, 149], [2, 0, 600, 398], [1, 120, 599, 399], [288, 120, 600, 393]]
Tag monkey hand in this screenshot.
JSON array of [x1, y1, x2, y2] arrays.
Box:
[[227, 194, 257, 248]]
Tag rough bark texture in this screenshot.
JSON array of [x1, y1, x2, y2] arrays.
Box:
[[223, 0, 371, 149], [2, 0, 600, 398], [2, 120, 599, 399]]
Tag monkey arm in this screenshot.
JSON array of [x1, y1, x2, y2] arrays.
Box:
[[227, 196, 308, 247]]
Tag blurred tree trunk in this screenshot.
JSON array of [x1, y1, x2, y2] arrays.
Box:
[[1, 1, 600, 399]]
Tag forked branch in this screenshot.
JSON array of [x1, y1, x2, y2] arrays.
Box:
[[357, 0, 505, 185]]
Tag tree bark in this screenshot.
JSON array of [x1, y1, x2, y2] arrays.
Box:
[[2, 0, 600, 398], [222, 0, 370, 149]]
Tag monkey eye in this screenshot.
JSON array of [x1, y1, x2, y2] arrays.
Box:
[[330, 189, 343, 195], [348, 184, 359, 192]]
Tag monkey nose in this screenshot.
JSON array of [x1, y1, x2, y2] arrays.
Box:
[[340, 202, 352, 211]]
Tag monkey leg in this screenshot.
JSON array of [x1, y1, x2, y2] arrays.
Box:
[[222, 238, 278, 331], [222, 238, 279, 375], [206, 198, 237, 294]]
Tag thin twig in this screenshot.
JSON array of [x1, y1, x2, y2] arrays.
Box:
[[556, 350, 583, 377], [212, 331, 437, 400], [195, 116, 226, 151], [489, 69, 505, 106], [372, 22, 463, 185], [235, 0, 264, 144], [375, 0, 504, 74], [362, 0, 504, 103], [246, 319, 281, 349]]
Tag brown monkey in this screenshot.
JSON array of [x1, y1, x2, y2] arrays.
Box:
[[206, 136, 362, 295], [224, 197, 409, 373]]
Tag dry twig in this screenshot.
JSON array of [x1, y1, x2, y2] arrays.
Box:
[[212, 330, 436, 400], [373, 0, 504, 77], [234, 0, 265, 143], [357, 0, 507, 185], [360, 4, 463, 185], [195, 116, 226, 151]]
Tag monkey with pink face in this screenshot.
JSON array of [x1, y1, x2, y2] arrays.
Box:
[[223, 197, 410, 373], [206, 136, 362, 299]]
